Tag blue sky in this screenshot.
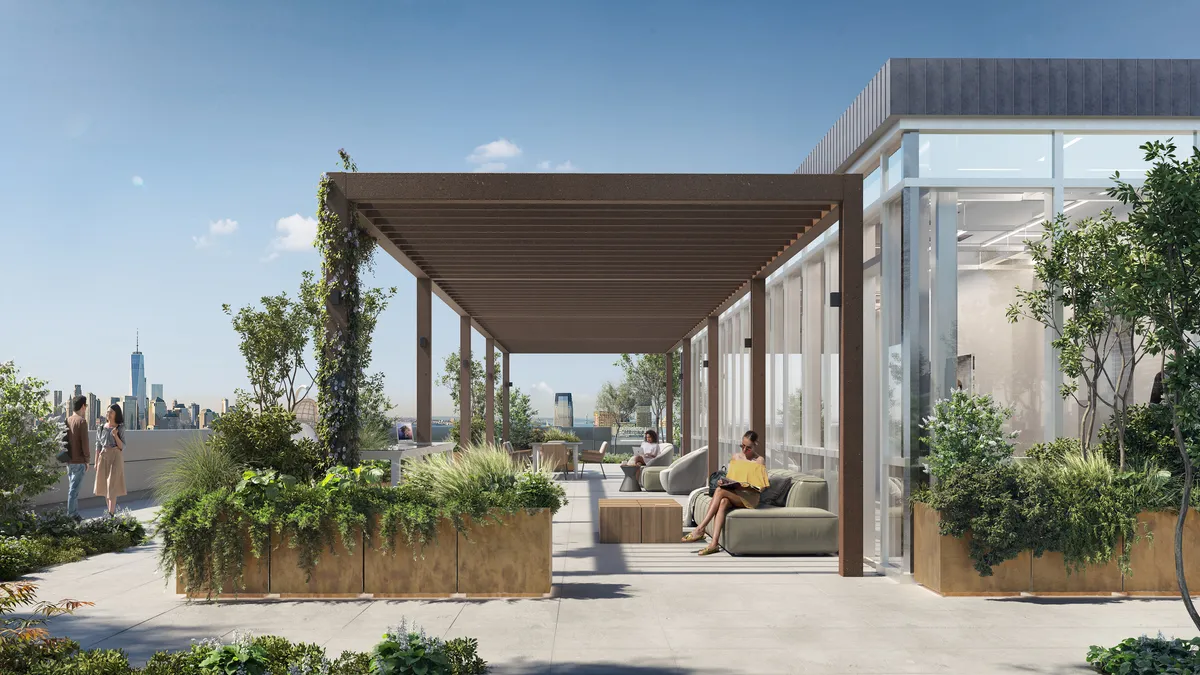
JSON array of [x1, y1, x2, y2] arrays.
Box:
[[3, 0, 1199, 417]]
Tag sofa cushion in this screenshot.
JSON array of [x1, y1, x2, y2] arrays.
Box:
[[757, 475, 792, 508]]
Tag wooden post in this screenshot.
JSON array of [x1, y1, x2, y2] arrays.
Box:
[[707, 315, 720, 476], [751, 277, 767, 462], [664, 350, 674, 446], [460, 316, 472, 447], [416, 278, 432, 444], [485, 338, 496, 445], [502, 351, 511, 444], [838, 174, 865, 578], [681, 339, 691, 455]]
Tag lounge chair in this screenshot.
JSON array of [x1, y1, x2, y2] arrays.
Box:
[[505, 441, 532, 466], [576, 441, 609, 478]]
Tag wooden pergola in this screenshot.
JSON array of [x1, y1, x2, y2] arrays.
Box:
[[324, 172, 865, 576]]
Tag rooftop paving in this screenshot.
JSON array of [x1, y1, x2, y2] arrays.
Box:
[[28, 475, 1200, 674]]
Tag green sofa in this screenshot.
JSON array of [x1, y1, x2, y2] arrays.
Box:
[[689, 469, 838, 556]]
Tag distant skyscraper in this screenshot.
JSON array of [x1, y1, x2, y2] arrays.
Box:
[[53, 390, 63, 413], [554, 393, 574, 428], [221, 398, 230, 414], [190, 403, 200, 426], [73, 384, 82, 399], [151, 384, 163, 403], [200, 409, 216, 428], [123, 395, 139, 430], [148, 398, 167, 429], [130, 333, 147, 428], [109, 396, 120, 408], [87, 393, 99, 429]]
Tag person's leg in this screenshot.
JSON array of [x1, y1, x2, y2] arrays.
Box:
[[688, 489, 731, 539], [700, 499, 740, 555], [66, 464, 84, 518]]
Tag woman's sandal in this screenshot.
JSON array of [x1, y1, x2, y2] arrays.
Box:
[[682, 532, 705, 543], [697, 545, 721, 556]]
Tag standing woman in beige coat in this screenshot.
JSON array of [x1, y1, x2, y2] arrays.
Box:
[[94, 404, 128, 515]]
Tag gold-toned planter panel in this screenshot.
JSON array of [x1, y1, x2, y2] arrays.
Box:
[[1030, 551, 1121, 595], [269, 529, 363, 598], [1124, 509, 1200, 595], [175, 532, 268, 599], [364, 517, 458, 598], [457, 509, 552, 597]]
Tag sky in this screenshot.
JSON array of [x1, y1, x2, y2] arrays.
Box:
[[3, 0, 1200, 418]]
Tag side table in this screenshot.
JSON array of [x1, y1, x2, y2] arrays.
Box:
[[619, 464, 642, 492]]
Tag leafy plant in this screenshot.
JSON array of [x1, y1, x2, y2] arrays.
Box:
[[922, 391, 1017, 483], [199, 632, 268, 675], [236, 468, 298, 500], [438, 350, 539, 449], [0, 362, 63, 520], [594, 381, 636, 440], [211, 406, 327, 481], [1025, 437, 1081, 464], [540, 428, 580, 443], [370, 621, 451, 675], [154, 433, 242, 502], [444, 637, 488, 675], [222, 291, 315, 413], [320, 465, 386, 491], [1087, 634, 1200, 674], [604, 453, 632, 464]]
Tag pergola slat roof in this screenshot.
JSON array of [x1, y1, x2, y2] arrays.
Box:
[[331, 172, 849, 354]]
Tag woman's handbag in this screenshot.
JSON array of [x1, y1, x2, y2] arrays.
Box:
[[707, 466, 728, 497]]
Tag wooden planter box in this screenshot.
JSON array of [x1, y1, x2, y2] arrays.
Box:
[[913, 502, 1030, 596], [915, 503, 1200, 596], [1123, 509, 1200, 596], [175, 531, 268, 599], [457, 509, 552, 598], [363, 517, 458, 598], [268, 529, 364, 598]]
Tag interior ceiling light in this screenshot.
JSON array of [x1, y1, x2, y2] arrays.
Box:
[[981, 200, 1090, 247]]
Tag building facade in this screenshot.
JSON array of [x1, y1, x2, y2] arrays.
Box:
[[554, 393, 574, 428], [688, 58, 1200, 578]]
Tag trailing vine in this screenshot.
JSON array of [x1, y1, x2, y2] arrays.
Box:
[[315, 149, 376, 465]]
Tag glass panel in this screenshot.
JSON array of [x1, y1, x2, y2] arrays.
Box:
[[881, 199, 905, 570], [886, 149, 903, 189], [1062, 134, 1180, 180], [863, 221, 882, 563], [955, 190, 1047, 450], [864, 165, 882, 206], [919, 133, 1052, 179]]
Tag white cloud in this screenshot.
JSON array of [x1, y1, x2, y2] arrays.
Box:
[[265, 214, 318, 261], [467, 138, 522, 165], [131, 176, 144, 187], [472, 162, 508, 173], [536, 160, 580, 172], [535, 381, 555, 396], [193, 218, 239, 249]]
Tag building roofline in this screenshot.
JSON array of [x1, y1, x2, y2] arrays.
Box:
[[796, 58, 1200, 175]]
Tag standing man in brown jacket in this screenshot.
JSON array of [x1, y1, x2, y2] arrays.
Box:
[[66, 395, 90, 518]]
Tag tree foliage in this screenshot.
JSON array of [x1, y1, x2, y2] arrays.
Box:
[[594, 381, 636, 439], [1108, 139, 1200, 631], [0, 363, 62, 519], [438, 351, 538, 449], [614, 353, 681, 435], [1007, 211, 1146, 463], [222, 293, 313, 412]]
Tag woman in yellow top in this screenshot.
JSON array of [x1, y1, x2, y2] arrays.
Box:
[[684, 430, 768, 555]]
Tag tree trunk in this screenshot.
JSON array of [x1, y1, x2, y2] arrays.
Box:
[[1168, 396, 1200, 632]]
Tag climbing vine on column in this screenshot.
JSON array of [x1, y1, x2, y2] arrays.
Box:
[[315, 149, 376, 465]]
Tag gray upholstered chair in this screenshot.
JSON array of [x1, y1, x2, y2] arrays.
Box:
[[659, 445, 709, 495], [576, 441, 608, 478], [638, 444, 675, 490]]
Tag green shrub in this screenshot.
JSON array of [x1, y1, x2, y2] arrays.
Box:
[[540, 428, 580, 443], [199, 638, 268, 675], [445, 637, 488, 675], [159, 442, 565, 597], [1101, 403, 1200, 476], [155, 434, 243, 502], [603, 452, 632, 464], [210, 406, 328, 481], [1087, 634, 1200, 674], [922, 391, 1017, 483], [0, 363, 64, 521], [1025, 437, 1081, 463], [0, 513, 145, 581]]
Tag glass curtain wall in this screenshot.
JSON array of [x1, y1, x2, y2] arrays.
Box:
[[690, 330, 708, 453], [717, 299, 751, 467]]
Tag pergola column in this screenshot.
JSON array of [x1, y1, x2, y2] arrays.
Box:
[[750, 277, 766, 461], [706, 315, 720, 476], [838, 174, 865, 578], [664, 350, 674, 446], [459, 315, 472, 445], [681, 339, 691, 455], [416, 278, 432, 444], [502, 351, 511, 443], [485, 338, 496, 445]]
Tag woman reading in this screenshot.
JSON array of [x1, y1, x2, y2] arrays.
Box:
[[684, 430, 767, 555]]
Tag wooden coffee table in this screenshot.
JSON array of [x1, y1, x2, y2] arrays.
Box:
[[598, 498, 682, 544]]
